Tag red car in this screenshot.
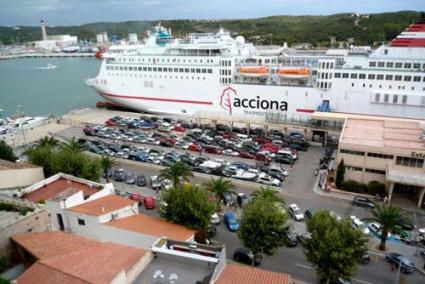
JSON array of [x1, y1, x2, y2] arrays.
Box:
[[188, 143, 202, 152], [173, 125, 186, 132], [143, 196, 155, 209], [262, 143, 280, 153], [255, 136, 271, 145], [239, 151, 255, 159], [255, 153, 272, 165], [204, 145, 223, 154], [130, 193, 142, 205], [105, 120, 116, 127], [222, 132, 233, 139]]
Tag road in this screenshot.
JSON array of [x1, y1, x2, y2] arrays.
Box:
[[58, 126, 425, 283]]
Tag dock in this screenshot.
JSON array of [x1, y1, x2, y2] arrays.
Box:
[[0, 53, 95, 60]]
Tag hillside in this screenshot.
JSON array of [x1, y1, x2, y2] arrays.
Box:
[[0, 11, 421, 47]]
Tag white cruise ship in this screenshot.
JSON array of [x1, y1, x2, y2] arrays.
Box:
[[87, 15, 425, 120]]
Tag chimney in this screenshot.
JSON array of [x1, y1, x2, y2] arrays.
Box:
[[40, 20, 47, 41]]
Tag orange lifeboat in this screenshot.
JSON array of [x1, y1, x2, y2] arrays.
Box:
[[95, 50, 104, 59], [239, 66, 269, 78], [277, 67, 310, 79]]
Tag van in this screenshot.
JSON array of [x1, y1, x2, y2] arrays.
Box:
[[236, 133, 252, 143], [224, 211, 239, 232]]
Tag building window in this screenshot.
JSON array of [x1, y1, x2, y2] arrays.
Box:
[[345, 165, 363, 172], [396, 156, 424, 168], [340, 149, 365, 156], [78, 219, 86, 226], [386, 62, 394, 68], [367, 153, 394, 159], [365, 168, 386, 175], [369, 62, 376, 67], [413, 63, 421, 69]]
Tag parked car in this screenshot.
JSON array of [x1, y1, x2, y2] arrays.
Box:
[[136, 175, 147, 187], [210, 213, 220, 225], [289, 142, 308, 151], [204, 145, 223, 154], [288, 204, 304, 221], [257, 173, 281, 187], [304, 208, 315, 221], [188, 143, 202, 152], [361, 253, 371, 264], [296, 233, 311, 246], [353, 196, 375, 208], [255, 153, 272, 165], [125, 173, 136, 185], [275, 155, 294, 165], [222, 149, 240, 156], [174, 141, 189, 150], [350, 216, 370, 235], [130, 193, 142, 204], [239, 151, 255, 159], [237, 193, 249, 207], [224, 211, 239, 232], [285, 232, 298, 247], [113, 168, 125, 182], [233, 247, 260, 266], [222, 192, 234, 206], [385, 253, 415, 273], [150, 175, 162, 191], [207, 224, 217, 238], [143, 196, 155, 209]]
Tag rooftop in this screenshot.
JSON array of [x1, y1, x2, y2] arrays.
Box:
[[216, 263, 291, 284], [67, 195, 136, 216], [24, 177, 100, 203], [0, 159, 38, 170], [106, 214, 195, 241], [341, 118, 425, 150], [13, 231, 146, 284]]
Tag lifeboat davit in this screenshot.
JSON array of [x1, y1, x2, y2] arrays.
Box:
[[277, 67, 310, 79], [239, 66, 269, 78]]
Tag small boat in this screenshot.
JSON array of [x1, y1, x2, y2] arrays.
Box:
[[277, 67, 310, 79], [95, 50, 104, 59], [239, 66, 269, 78], [37, 63, 57, 70]]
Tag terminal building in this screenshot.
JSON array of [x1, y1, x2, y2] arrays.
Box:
[[336, 116, 425, 208]]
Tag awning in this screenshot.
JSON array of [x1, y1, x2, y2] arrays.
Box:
[[386, 168, 425, 187]]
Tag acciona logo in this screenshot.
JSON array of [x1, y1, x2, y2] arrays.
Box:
[[219, 87, 288, 115]]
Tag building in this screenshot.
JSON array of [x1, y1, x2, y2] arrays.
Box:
[[0, 159, 44, 191], [336, 117, 425, 208], [28, 20, 78, 51]]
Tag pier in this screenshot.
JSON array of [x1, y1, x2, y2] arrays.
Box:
[[0, 53, 95, 60]]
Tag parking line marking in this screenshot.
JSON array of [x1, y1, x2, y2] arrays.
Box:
[[294, 263, 312, 270], [353, 279, 373, 284]]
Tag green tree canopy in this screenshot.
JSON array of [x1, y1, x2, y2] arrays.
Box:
[[304, 210, 368, 283], [159, 183, 215, 231], [159, 161, 193, 188], [238, 197, 289, 262], [36, 136, 59, 147], [336, 159, 345, 188], [0, 141, 17, 162], [100, 155, 116, 182], [366, 204, 406, 251], [203, 177, 235, 209], [251, 186, 285, 204]]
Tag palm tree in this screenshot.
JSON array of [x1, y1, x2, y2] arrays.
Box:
[[159, 161, 193, 188], [251, 186, 285, 204], [367, 204, 406, 251], [100, 155, 116, 182], [61, 137, 83, 152], [37, 136, 59, 147], [203, 177, 235, 208]]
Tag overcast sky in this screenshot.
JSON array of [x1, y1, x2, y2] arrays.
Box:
[[0, 0, 422, 26]]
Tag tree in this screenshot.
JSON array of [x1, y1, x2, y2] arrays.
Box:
[[304, 210, 368, 283], [0, 141, 17, 162], [36, 136, 59, 147], [367, 204, 406, 251], [336, 159, 345, 188], [100, 155, 116, 182], [26, 144, 55, 176], [203, 177, 235, 209], [61, 137, 83, 152], [159, 161, 193, 188], [251, 186, 285, 204], [159, 183, 215, 231], [238, 197, 289, 263]]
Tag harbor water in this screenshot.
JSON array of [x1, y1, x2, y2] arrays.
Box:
[[0, 57, 100, 117]]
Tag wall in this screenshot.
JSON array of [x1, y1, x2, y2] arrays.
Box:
[[125, 252, 154, 283], [0, 167, 44, 189], [66, 211, 100, 237], [98, 204, 139, 224]]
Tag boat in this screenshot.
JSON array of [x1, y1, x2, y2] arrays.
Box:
[[95, 50, 104, 59], [0, 116, 50, 136], [277, 67, 310, 79], [86, 15, 425, 120], [232, 169, 258, 181], [37, 63, 57, 70]]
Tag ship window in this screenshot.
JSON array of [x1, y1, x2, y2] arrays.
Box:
[[359, 74, 366, 79], [385, 75, 393, 80], [265, 59, 270, 64], [202, 69, 207, 73], [124, 67, 128, 71], [423, 77, 425, 82], [158, 67, 162, 72], [334, 73, 341, 78], [384, 94, 389, 103], [374, 93, 380, 102], [196, 69, 201, 73], [386, 62, 393, 68], [369, 84, 372, 88], [403, 76, 411, 81], [377, 74, 384, 80], [368, 74, 375, 80], [190, 68, 195, 72], [350, 73, 357, 79], [179, 68, 184, 72], [143, 67, 147, 71], [163, 68, 167, 72], [378, 62, 385, 67], [128, 67, 132, 71], [413, 63, 420, 69], [404, 63, 411, 69], [138, 67, 142, 71], [402, 95, 408, 104], [208, 69, 212, 73], [342, 73, 349, 78], [173, 68, 177, 72], [393, 95, 398, 104], [413, 76, 421, 82], [185, 68, 189, 73], [148, 67, 152, 71], [153, 67, 157, 72], [369, 62, 376, 67], [394, 75, 402, 81], [363, 83, 366, 88], [395, 62, 402, 68], [351, 83, 354, 87]]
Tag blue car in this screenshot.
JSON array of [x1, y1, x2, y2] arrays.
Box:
[[288, 130, 304, 139], [224, 211, 239, 232]]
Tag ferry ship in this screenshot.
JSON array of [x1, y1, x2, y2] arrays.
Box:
[[86, 15, 425, 120]]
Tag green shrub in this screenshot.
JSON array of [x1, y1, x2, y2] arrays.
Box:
[[341, 180, 361, 192], [367, 181, 386, 196]]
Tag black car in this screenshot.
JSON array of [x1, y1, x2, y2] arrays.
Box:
[[285, 232, 298, 247], [275, 155, 293, 165], [221, 192, 234, 206], [237, 193, 249, 207], [136, 175, 147, 187], [353, 196, 375, 209], [191, 166, 212, 175], [161, 158, 176, 167], [113, 168, 125, 182], [124, 173, 136, 185], [233, 248, 260, 266], [385, 253, 415, 273], [220, 167, 237, 178], [207, 224, 217, 238], [289, 142, 308, 151], [361, 253, 371, 264], [268, 171, 285, 182], [304, 208, 316, 221]]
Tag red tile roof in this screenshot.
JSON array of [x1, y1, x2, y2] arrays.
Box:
[[106, 214, 195, 241], [13, 231, 146, 284], [25, 177, 99, 203], [216, 264, 291, 284], [67, 195, 137, 216]]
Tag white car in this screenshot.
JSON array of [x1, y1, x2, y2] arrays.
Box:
[[223, 149, 240, 156], [174, 141, 189, 150], [210, 213, 220, 225], [288, 204, 304, 221], [368, 222, 392, 238], [257, 173, 282, 187], [258, 150, 276, 159], [350, 216, 370, 235]]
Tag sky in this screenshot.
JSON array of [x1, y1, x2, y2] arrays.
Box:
[[0, 0, 422, 26]]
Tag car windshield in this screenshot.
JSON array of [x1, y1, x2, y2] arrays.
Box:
[[398, 256, 412, 265]]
